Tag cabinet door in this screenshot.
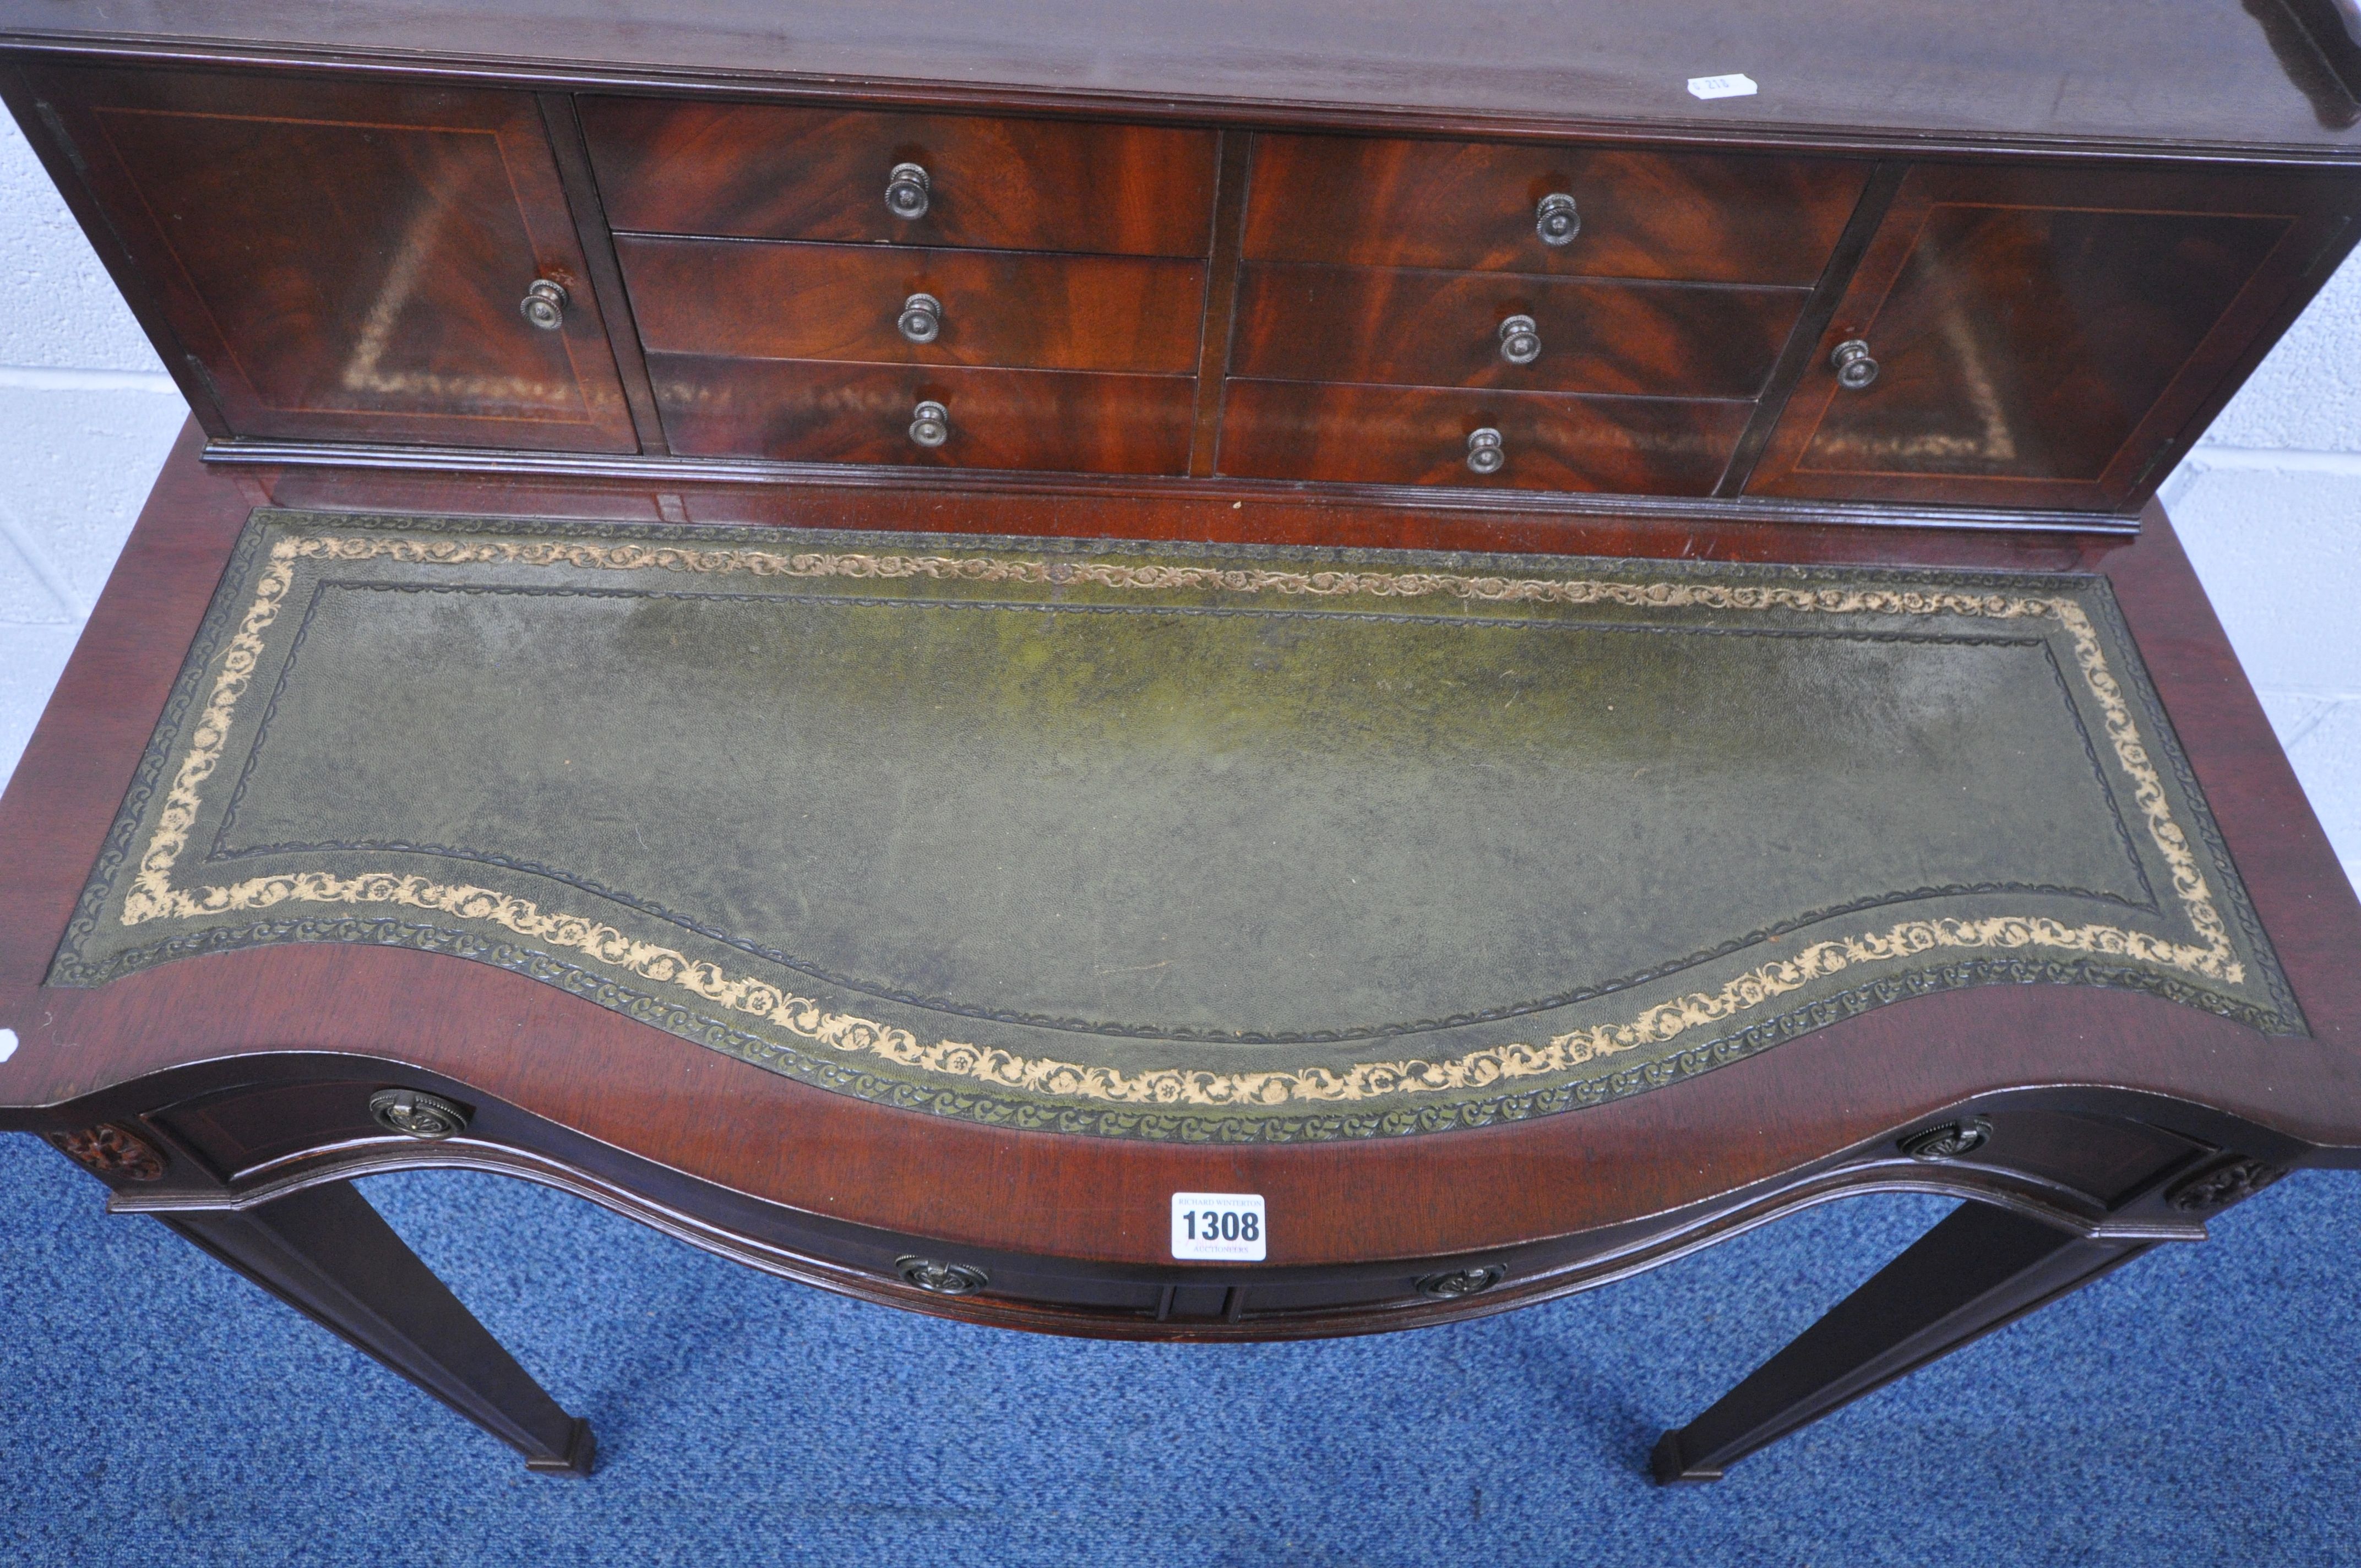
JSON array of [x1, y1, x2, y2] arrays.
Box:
[[23, 67, 637, 453], [1746, 164, 2355, 512]]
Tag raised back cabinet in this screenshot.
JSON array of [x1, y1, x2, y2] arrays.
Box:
[[9, 24, 2360, 526]]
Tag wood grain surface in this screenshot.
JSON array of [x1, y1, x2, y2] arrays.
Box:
[[1215, 379, 1751, 491], [582, 96, 1217, 257], [1242, 137, 1870, 285], [619, 236, 1206, 374], [648, 354, 1196, 472], [1230, 264, 1804, 398]]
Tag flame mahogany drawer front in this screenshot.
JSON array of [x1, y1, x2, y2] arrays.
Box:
[[1230, 264, 1808, 399], [580, 96, 1221, 259], [1216, 379, 1750, 491], [1242, 134, 1873, 284], [649, 355, 1197, 473], [617, 236, 1207, 375]]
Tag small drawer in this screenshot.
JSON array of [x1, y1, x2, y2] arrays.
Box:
[[582, 96, 1218, 258], [1244, 134, 1869, 285], [618, 236, 1206, 375], [650, 354, 1196, 474], [1231, 263, 1805, 398], [1216, 380, 1748, 493]]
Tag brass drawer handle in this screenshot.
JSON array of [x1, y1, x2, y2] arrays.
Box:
[[1535, 192, 1580, 247], [1498, 314, 1541, 366], [1831, 338, 1880, 390], [909, 399, 950, 448], [885, 161, 932, 220], [518, 277, 568, 331], [1466, 426, 1505, 474], [369, 1088, 470, 1141], [1417, 1265, 1506, 1299], [896, 1256, 988, 1295], [897, 292, 943, 344], [1898, 1117, 1990, 1161]]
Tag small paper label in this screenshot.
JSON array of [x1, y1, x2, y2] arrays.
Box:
[[1687, 73, 1759, 100], [1171, 1192, 1267, 1261], [0, 1027, 15, 1064]]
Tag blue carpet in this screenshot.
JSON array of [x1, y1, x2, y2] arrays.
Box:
[[3, 1130, 2355, 1565]]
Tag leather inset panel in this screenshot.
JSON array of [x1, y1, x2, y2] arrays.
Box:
[[53, 513, 2302, 1143]]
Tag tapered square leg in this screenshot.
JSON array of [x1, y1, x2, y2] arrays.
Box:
[[1652, 1201, 2151, 1482], [161, 1179, 594, 1476]]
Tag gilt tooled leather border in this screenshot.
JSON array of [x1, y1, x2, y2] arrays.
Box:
[[47, 513, 2305, 1142]]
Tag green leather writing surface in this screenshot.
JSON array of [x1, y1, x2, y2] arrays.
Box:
[[53, 512, 2301, 1141]]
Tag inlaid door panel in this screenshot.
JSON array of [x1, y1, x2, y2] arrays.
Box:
[[1747, 163, 2358, 510], [23, 66, 638, 451]]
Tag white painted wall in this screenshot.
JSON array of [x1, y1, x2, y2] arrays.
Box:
[[2166, 262, 2361, 891], [0, 109, 2353, 891], [0, 111, 193, 777]]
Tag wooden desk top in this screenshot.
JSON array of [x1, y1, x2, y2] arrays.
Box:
[[4, 424, 2360, 1336]]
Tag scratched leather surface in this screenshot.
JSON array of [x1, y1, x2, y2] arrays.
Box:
[[51, 512, 2300, 1141]]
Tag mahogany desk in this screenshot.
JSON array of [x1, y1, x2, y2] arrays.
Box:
[[4, 0, 2361, 1484]]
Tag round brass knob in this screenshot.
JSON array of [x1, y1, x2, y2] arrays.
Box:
[[896, 1256, 988, 1294], [1498, 314, 1541, 366], [1831, 338, 1880, 390], [1465, 427, 1505, 475], [909, 399, 950, 448], [885, 162, 932, 220], [519, 278, 568, 331], [369, 1088, 470, 1141], [897, 292, 943, 344], [1535, 193, 1580, 247]]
